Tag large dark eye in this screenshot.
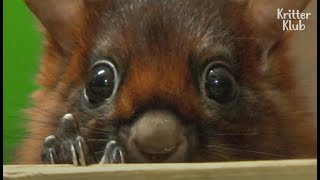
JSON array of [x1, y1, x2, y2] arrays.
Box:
[[204, 63, 237, 103], [84, 60, 117, 106]]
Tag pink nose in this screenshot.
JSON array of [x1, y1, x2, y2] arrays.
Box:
[[129, 110, 187, 162]]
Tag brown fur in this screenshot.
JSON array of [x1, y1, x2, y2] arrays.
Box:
[[16, 0, 316, 164]]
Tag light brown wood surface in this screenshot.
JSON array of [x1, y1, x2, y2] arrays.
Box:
[[3, 159, 316, 180]]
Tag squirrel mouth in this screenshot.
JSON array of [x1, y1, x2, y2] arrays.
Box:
[[139, 151, 174, 162], [137, 145, 178, 162]]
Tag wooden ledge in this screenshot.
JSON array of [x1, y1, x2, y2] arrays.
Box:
[[3, 159, 317, 180]]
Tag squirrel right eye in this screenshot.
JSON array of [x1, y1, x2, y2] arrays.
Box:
[[203, 61, 237, 104], [84, 60, 117, 106]]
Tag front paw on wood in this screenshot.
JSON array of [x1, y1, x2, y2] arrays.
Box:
[[41, 114, 88, 166]]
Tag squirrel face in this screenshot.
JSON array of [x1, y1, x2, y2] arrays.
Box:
[[18, 0, 316, 164]]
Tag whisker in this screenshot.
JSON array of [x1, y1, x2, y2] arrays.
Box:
[[4, 134, 44, 141], [87, 138, 110, 142], [23, 108, 113, 135], [195, 149, 229, 162], [210, 132, 259, 136], [81, 126, 112, 136], [213, 146, 287, 157], [81, 129, 111, 136], [94, 150, 106, 154], [206, 143, 236, 147]]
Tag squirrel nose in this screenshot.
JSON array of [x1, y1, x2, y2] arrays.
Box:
[[129, 110, 186, 162]]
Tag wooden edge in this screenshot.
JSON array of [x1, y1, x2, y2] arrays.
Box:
[[3, 159, 317, 180]]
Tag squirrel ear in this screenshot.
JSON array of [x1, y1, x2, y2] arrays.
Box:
[[25, 0, 85, 55], [238, 0, 311, 46]]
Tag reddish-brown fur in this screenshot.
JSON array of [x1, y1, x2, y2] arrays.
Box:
[[15, 0, 316, 164]]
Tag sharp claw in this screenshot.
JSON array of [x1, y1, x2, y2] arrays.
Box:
[[70, 144, 78, 166], [110, 146, 125, 163], [44, 135, 57, 142], [76, 136, 86, 166], [99, 140, 116, 164], [99, 154, 107, 164], [48, 148, 56, 164], [42, 135, 59, 164], [63, 113, 74, 120], [99, 140, 125, 164]]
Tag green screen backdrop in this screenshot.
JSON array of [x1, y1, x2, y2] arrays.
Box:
[[4, 0, 41, 164]]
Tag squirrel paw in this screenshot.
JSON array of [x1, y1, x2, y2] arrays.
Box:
[[41, 114, 89, 166]]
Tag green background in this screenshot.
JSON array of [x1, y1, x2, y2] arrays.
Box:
[[4, 0, 41, 164]]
